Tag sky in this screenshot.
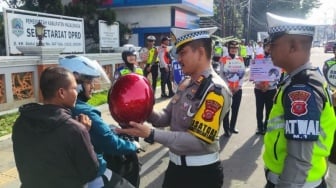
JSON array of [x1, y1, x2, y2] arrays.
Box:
[[307, 0, 336, 24]]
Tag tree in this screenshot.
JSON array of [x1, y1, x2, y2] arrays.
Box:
[[248, 0, 321, 40]]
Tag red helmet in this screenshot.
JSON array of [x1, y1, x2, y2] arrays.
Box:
[[108, 73, 154, 127]]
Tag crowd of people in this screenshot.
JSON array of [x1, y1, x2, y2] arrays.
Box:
[[11, 11, 336, 188]]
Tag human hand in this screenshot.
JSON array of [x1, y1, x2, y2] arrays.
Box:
[[115, 121, 152, 138], [76, 114, 92, 131]]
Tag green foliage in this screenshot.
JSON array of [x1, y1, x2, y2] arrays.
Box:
[[0, 113, 19, 137], [87, 90, 108, 106]]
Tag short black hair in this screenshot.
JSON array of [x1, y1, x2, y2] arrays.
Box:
[[40, 67, 73, 100]]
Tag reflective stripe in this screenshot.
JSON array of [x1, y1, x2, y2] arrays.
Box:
[[266, 169, 322, 188], [169, 152, 219, 166], [266, 115, 285, 132]]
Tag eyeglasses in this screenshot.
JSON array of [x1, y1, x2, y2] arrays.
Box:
[[148, 40, 155, 42]]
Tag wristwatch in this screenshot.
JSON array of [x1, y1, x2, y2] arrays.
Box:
[[144, 128, 155, 144]]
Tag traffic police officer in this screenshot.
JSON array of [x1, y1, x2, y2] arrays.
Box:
[[113, 50, 143, 83], [263, 12, 336, 188], [116, 27, 232, 188], [323, 43, 336, 188], [143, 35, 159, 94]]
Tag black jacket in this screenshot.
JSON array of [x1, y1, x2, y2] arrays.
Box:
[[12, 103, 98, 188]]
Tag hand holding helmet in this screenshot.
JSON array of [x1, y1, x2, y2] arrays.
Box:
[[108, 73, 154, 128]]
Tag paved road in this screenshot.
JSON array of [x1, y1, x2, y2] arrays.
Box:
[[0, 47, 332, 188]]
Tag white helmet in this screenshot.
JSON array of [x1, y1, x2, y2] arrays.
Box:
[[146, 35, 156, 41], [59, 55, 110, 84]]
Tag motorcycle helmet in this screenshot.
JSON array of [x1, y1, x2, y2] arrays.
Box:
[[59, 55, 110, 101]]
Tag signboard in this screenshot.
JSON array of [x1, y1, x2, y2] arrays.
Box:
[[174, 8, 199, 29], [3, 7, 85, 55], [324, 62, 336, 88], [172, 60, 185, 85], [249, 58, 281, 81], [99, 20, 120, 49]]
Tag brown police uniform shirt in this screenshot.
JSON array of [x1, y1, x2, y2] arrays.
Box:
[[147, 68, 232, 156]]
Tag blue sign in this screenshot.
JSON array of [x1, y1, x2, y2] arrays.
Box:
[[172, 60, 185, 85]]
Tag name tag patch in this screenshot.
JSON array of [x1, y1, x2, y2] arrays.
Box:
[[285, 120, 319, 140]]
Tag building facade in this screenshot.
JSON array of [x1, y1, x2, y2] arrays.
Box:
[[100, 0, 214, 46]]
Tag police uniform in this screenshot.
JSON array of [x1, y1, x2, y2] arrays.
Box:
[[323, 43, 336, 188], [143, 36, 159, 94], [146, 27, 232, 188], [263, 12, 336, 188]]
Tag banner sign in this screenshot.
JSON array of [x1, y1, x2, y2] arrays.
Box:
[[99, 20, 120, 49], [249, 58, 281, 81], [3, 7, 85, 55]]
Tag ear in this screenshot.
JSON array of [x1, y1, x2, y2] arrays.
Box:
[[198, 46, 205, 60], [58, 88, 66, 99], [289, 38, 299, 53]]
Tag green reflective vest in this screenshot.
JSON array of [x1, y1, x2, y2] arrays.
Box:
[[119, 67, 143, 76], [214, 46, 223, 57], [239, 45, 247, 58], [263, 82, 336, 182]]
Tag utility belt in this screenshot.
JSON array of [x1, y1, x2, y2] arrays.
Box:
[[265, 168, 323, 188], [169, 151, 219, 167]]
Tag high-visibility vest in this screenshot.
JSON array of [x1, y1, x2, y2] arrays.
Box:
[[263, 70, 336, 182], [147, 47, 158, 65]]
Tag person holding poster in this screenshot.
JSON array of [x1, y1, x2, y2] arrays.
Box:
[[219, 40, 246, 137], [251, 38, 278, 135]]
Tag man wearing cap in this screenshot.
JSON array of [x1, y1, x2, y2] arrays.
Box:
[[116, 27, 232, 188], [158, 36, 174, 98], [322, 43, 336, 188], [143, 35, 159, 94], [219, 40, 246, 137], [263, 12, 336, 188]]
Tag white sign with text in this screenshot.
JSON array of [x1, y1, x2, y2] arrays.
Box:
[[3, 7, 85, 55], [99, 20, 120, 49]]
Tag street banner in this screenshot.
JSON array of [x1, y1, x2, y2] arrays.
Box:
[[249, 58, 281, 81], [3, 7, 85, 55]]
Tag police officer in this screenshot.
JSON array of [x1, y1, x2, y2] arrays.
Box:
[[263, 12, 336, 187], [116, 27, 232, 188], [323, 43, 336, 188], [143, 35, 159, 94], [113, 50, 143, 84]]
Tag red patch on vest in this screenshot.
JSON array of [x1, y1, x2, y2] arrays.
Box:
[[288, 90, 311, 116], [202, 99, 221, 121]]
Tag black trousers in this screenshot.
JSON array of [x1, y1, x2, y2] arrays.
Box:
[[162, 161, 223, 188], [223, 89, 242, 133], [160, 67, 173, 96], [254, 88, 277, 132], [144, 63, 159, 94]]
